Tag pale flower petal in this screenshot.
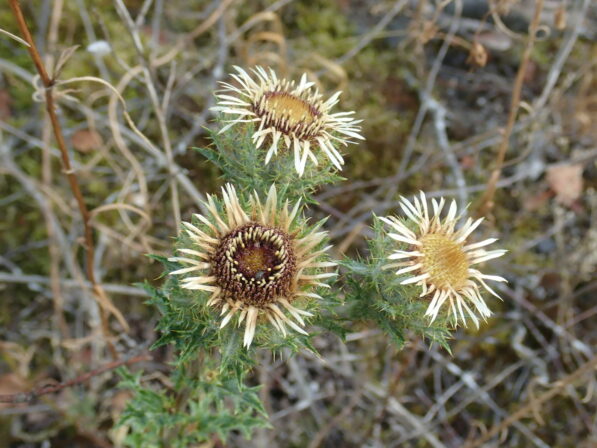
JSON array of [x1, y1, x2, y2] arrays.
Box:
[[213, 66, 363, 174], [169, 183, 334, 348], [381, 192, 507, 328]]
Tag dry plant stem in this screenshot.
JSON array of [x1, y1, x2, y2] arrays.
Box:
[[366, 339, 420, 440], [8, 0, 122, 359], [324, 0, 462, 240], [465, 354, 597, 448], [335, 0, 408, 65], [43, 0, 68, 341], [143, 67, 181, 228], [114, 0, 180, 228], [0, 272, 148, 297], [42, 102, 68, 340], [153, 0, 236, 66], [308, 387, 363, 448], [0, 353, 151, 404], [393, 0, 462, 186], [426, 351, 547, 448], [476, 0, 544, 217], [533, 0, 592, 111]]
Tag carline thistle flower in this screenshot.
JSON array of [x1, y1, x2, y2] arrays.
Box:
[[380, 193, 507, 328], [169, 184, 336, 348], [212, 66, 364, 176]]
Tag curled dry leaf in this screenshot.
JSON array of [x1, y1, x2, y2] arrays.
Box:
[[546, 163, 583, 206]]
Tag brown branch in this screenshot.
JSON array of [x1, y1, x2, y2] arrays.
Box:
[[465, 354, 597, 448], [0, 353, 151, 404], [475, 0, 544, 217], [8, 0, 128, 358]]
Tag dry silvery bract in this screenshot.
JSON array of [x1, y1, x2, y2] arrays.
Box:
[[381, 193, 508, 327], [212, 66, 364, 176], [169, 184, 336, 348]]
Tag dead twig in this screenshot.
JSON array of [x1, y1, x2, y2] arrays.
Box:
[[8, 0, 128, 358], [465, 354, 597, 448], [0, 353, 151, 404], [0, 272, 148, 297], [335, 0, 409, 66], [428, 96, 467, 211]]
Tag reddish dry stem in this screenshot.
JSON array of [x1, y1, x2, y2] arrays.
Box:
[[8, 0, 120, 359], [0, 353, 150, 404]]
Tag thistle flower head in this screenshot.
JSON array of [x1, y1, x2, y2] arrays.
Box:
[[169, 184, 336, 347], [213, 66, 364, 176], [381, 192, 507, 328]]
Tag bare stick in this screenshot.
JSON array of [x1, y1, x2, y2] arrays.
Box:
[[476, 0, 544, 217], [8, 0, 128, 358], [43, 0, 69, 341], [0, 353, 150, 404]]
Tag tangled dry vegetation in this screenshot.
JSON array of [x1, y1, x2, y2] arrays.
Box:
[[0, 0, 596, 447]]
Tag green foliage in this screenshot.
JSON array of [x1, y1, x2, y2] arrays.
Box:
[[119, 186, 336, 445], [160, 185, 334, 350], [117, 365, 268, 448], [342, 217, 452, 352], [120, 73, 453, 446], [194, 122, 343, 204], [117, 276, 269, 447], [293, 0, 356, 56]]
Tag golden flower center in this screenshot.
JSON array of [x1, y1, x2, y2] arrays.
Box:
[[264, 92, 316, 127], [237, 245, 275, 278], [420, 234, 469, 290]]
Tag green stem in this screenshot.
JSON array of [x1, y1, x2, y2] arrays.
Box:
[[161, 352, 204, 446]]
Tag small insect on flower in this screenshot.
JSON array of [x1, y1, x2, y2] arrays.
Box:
[[212, 66, 364, 176], [169, 184, 336, 348], [380, 193, 507, 328]]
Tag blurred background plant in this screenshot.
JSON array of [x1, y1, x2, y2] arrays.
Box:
[[0, 0, 596, 447]]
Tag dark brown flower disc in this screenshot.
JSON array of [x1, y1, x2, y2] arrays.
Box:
[[212, 223, 296, 307], [170, 184, 334, 347]]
